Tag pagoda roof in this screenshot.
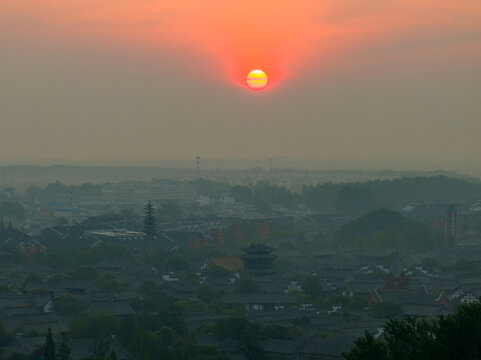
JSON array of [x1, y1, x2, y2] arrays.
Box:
[[389, 251, 404, 278]]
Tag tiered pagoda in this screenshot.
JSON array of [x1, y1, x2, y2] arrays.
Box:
[[384, 251, 409, 292], [240, 242, 277, 271]]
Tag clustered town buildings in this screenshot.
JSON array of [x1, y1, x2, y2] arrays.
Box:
[[1, 179, 481, 359]]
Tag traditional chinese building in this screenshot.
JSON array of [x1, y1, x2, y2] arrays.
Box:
[[384, 251, 409, 292], [240, 242, 276, 271]]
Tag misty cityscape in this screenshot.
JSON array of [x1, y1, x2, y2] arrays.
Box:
[[2, 0, 481, 359], [1, 165, 481, 359]]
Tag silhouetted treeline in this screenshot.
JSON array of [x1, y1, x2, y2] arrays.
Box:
[[18, 175, 481, 217], [343, 300, 481, 360], [231, 175, 480, 215], [26, 181, 104, 200], [0, 202, 25, 221], [303, 176, 481, 215], [336, 208, 444, 250]]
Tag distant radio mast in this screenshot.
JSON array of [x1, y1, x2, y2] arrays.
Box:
[[69, 191, 73, 225], [196, 156, 201, 179]]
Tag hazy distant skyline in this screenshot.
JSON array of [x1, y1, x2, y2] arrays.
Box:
[[1, 0, 481, 167]]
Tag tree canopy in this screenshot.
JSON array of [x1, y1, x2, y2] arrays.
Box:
[[343, 301, 481, 360], [336, 208, 443, 250]]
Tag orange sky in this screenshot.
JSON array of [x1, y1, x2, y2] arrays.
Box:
[[1, 1, 481, 165], [3, 0, 481, 87]]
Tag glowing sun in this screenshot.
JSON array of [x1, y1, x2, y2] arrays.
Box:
[[246, 70, 268, 90]]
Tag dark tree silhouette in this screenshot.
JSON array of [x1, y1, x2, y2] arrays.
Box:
[[335, 186, 377, 217], [143, 200, 157, 237], [58, 337, 71, 360], [44, 328, 56, 360], [343, 301, 481, 360], [301, 276, 323, 298]]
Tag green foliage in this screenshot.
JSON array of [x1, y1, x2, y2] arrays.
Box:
[[58, 337, 71, 360], [0, 282, 15, 294], [44, 328, 56, 360], [435, 301, 481, 360], [342, 309, 361, 323], [182, 272, 199, 283], [22, 274, 42, 288], [0, 321, 14, 346], [95, 273, 126, 292], [27, 182, 103, 201], [138, 280, 158, 295], [69, 267, 99, 280], [252, 182, 299, 209], [70, 312, 120, 340], [302, 182, 339, 212], [229, 182, 299, 212], [26, 287, 50, 296], [343, 331, 388, 360], [446, 259, 481, 274], [383, 318, 437, 360], [47, 273, 63, 284], [129, 288, 186, 335], [91, 338, 111, 360], [174, 299, 206, 312], [6, 353, 27, 360], [0, 202, 25, 221], [189, 179, 231, 198], [344, 317, 437, 360], [21, 329, 45, 338], [68, 309, 223, 360], [157, 202, 183, 220], [343, 301, 481, 360], [214, 316, 261, 340], [301, 276, 323, 298], [127, 326, 186, 360], [234, 278, 259, 293], [313, 330, 335, 339], [292, 316, 311, 325], [163, 256, 189, 272], [273, 258, 293, 272], [230, 186, 253, 203], [53, 293, 88, 315], [196, 285, 217, 303], [261, 324, 303, 340], [213, 316, 266, 360], [335, 186, 377, 217], [206, 264, 232, 279], [305, 175, 481, 213], [337, 208, 443, 250], [371, 302, 402, 319]]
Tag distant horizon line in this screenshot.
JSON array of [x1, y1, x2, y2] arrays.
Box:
[[0, 158, 478, 175]]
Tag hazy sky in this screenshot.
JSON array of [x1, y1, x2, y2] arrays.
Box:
[[1, 0, 481, 167]]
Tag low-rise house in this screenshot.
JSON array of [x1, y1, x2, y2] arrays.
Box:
[[369, 290, 451, 316], [57, 279, 93, 296], [222, 293, 298, 312], [88, 299, 135, 317]]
